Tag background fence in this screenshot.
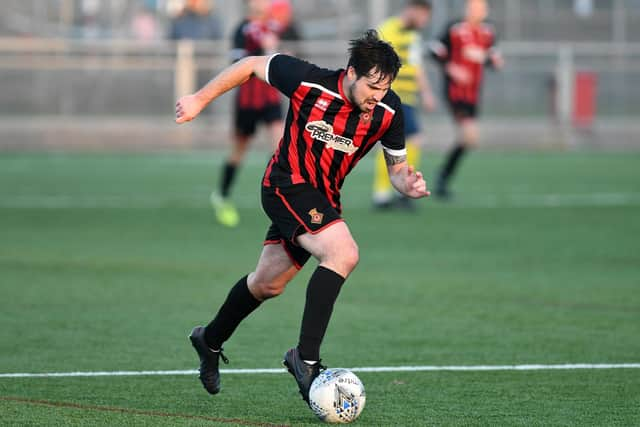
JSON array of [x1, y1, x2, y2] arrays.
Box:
[[1, 0, 639, 149]]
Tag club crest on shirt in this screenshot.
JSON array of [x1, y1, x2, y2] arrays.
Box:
[[305, 120, 358, 155], [308, 208, 324, 225], [314, 99, 330, 111]]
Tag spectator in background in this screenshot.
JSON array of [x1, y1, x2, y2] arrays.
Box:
[[429, 0, 503, 200], [268, 0, 301, 53], [130, 4, 161, 42], [371, 0, 436, 211], [169, 0, 222, 40], [210, 0, 297, 228], [79, 0, 101, 39], [574, 0, 594, 18]]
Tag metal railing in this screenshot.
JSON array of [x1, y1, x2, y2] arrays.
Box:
[[1, 37, 638, 118], [1, 37, 639, 148]]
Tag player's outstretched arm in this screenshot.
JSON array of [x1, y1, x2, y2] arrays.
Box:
[[175, 55, 270, 124], [385, 150, 430, 199]]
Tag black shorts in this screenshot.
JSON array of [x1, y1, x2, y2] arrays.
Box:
[[261, 183, 343, 269], [234, 104, 282, 137], [447, 100, 478, 120]]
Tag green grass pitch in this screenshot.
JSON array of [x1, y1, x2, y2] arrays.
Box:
[[1, 150, 639, 426]]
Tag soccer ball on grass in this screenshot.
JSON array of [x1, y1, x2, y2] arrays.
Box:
[[308, 368, 366, 423]]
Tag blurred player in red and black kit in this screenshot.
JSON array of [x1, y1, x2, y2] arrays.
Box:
[[212, 0, 300, 227], [430, 0, 504, 199]]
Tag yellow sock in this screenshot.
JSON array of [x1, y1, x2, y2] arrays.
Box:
[[372, 148, 392, 202], [406, 141, 420, 170]]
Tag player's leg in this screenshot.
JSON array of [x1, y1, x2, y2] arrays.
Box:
[[282, 221, 358, 403], [295, 221, 358, 358], [372, 133, 422, 210], [222, 108, 256, 198], [396, 133, 421, 210], [372, 104, 422, 210], [265, 185, 357, 361], [436, 103, 477, 199], [190, 241, 300, 395], [262, 184, 350, 401], [205, 242, 300, 348], [211, 109, 256, 227], [215, 132, 251, 217], [372, 147, 394, 208], [224, 131, 252, 192]]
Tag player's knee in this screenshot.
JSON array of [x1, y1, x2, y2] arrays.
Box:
[[338, 241, 360, 273], [248, 273, 289, 300], [462, 125, 479, 147], [261, 284, 285, 299], [464, 134, 479, 147], [252, 280, 286, 299]]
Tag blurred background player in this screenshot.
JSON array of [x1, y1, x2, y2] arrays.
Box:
[[168, 0, 223, 41], [269, 0, 301, 48], [211, 0, 299, 227], [372, 0, 436, 210], [429, 0, 503, 200]]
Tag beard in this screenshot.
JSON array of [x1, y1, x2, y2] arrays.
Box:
[[347, 83, 376, 113]]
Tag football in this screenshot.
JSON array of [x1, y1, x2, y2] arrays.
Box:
[[308, 368, 366, 423]]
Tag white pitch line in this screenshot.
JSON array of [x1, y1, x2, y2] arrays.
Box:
[[2, 363, 640, 378]]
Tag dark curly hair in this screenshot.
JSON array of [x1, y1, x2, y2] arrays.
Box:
[[347, 29, 402, 84]]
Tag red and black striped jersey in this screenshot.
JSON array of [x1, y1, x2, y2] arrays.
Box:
[[262, 54, 405, 212], [430, 20, 499, 104], [231, 19, 281, 109]]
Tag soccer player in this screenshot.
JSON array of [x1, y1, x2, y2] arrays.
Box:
[[430, 0, 503, 199], [175, 30, 430, 403], [211, 0, 288, 227], [372, 0, 436, 210]]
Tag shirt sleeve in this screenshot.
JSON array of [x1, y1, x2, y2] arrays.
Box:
[[487, 20, 499, 48], [379, 105, 405, 152], [409, 34, 424, 68], [429, 21, 453, 64], [265, 54, 315, 98]]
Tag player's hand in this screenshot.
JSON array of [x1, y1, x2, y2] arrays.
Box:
[[404, 165, 430, 199], [446, 63, 472, 86], [490, 52, 505, 70], [175, 94, 205, 124], [422, 91, 436, 112]]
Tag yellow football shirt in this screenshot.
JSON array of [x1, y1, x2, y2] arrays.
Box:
[[378, 16, 423, 107]]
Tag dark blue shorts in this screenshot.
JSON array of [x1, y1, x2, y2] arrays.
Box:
[[402, 104, 420, 137]]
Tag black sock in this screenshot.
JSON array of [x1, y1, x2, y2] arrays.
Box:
[[298, 266, 345, 361], [439, 143, 467, 187], [204, 276, 261, 350], [220, 162, 237, 198]]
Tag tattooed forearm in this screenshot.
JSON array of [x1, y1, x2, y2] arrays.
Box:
[[383, 150, 407, 166]]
